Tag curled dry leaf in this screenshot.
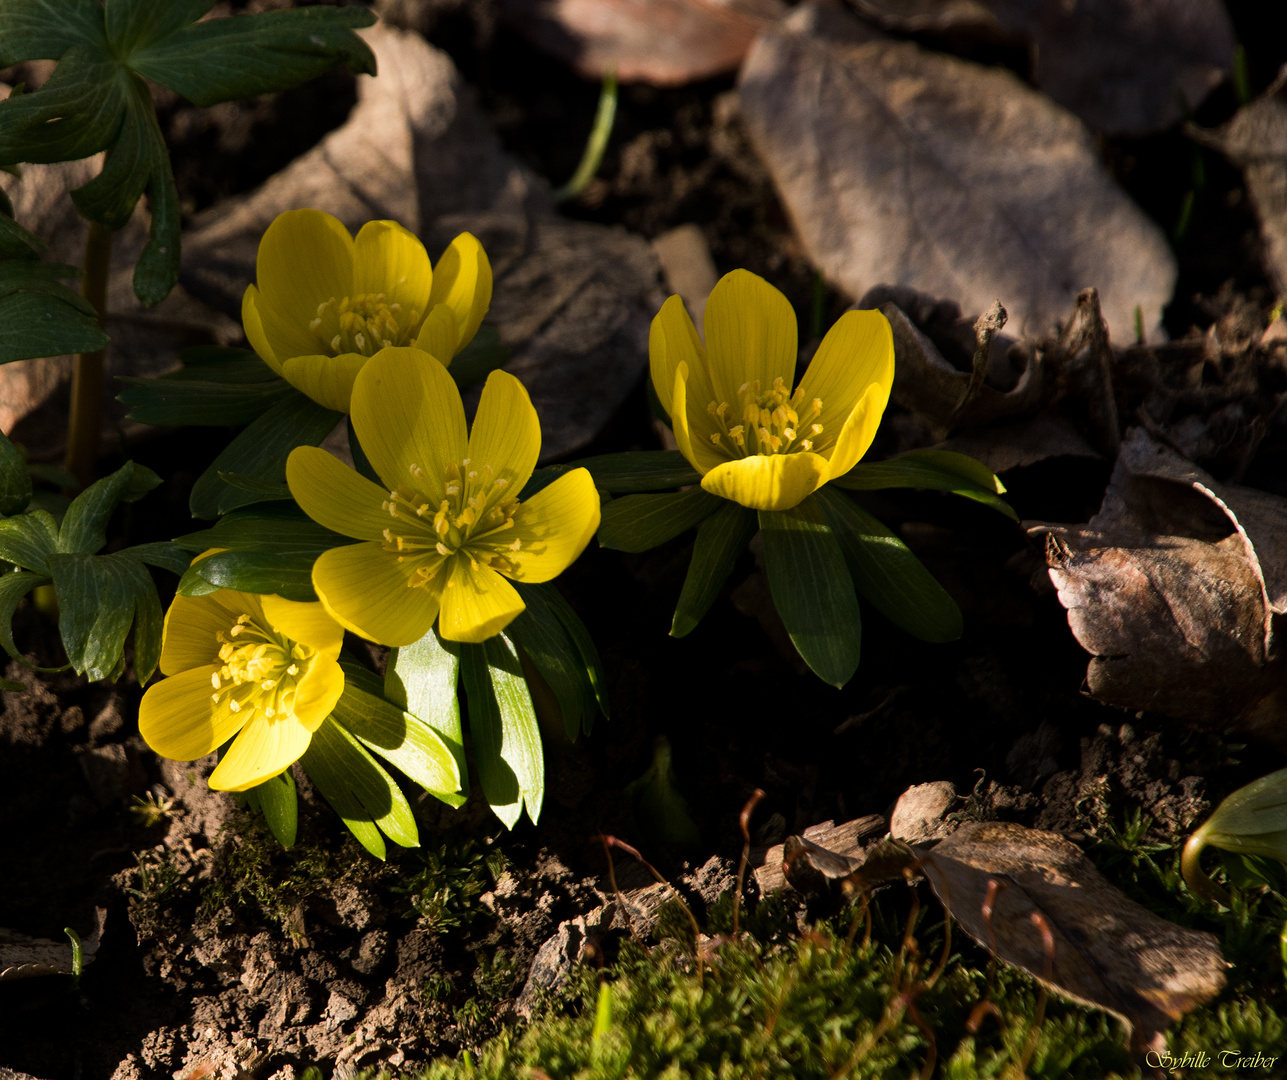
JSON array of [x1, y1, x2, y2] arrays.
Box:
[[1029, 427, 1287, 744], [498, 0, 786, 86], [0, 906, 104, 981], [180, 23, 663, 461], [1193, 66, 1287, 294], [850, 0, 1235, 136], [737, 1, 1176, 344], [920, 821, 1226, 1051], [750, 815, 884, 894]]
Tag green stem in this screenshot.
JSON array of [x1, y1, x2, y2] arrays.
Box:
[[65, 220, 112, 489], [553, 69, 618, 204]]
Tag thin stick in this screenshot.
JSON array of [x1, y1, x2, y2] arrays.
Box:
[[733, 788, 765, 940], [65, 220, 112, 488]]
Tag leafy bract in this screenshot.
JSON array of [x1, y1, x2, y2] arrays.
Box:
[[0, 459, 184, 681], [0, 212, 107, 365], [0, 0, 376, 305]]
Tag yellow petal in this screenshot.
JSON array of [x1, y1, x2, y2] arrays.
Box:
[[413, 304, 459, 364], [249, 290, 323, 369], [649, 294, 709, 420], [820, 380, 890, 481], [352, 219, 433, 314], [700, 452, 829, 511], [429, 232, 492, 352], [292, 654, 346, 731], [466, 371, 540, 493], [795, 308, 894, 463], [255, 208, 354, 330], [280, 352, 368, 413], [670, 362, 725, 475], [437, 559, 524, 643], [286, 445, 391, 541], [351, 347, 468, 498], [139, 666, 248, 761], [312, 542, 443, 646], [209, 714, 314, 792], [159, 590, 261, 675], [261, 594, 344, 654], [502, 468, 600, 583], [703, 269, 797, 406], [241, 285, 284, 374]]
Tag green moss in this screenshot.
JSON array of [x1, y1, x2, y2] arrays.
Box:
[[393, 838, 506, 933]]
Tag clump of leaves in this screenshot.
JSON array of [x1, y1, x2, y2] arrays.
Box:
[[393, 839, 506, 933]]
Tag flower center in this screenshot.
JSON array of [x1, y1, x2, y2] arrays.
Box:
[[706, 377, 823, 458], [379, 459, 526, 587], [209, 614, 313, 720], [308, 293, 422, 357]]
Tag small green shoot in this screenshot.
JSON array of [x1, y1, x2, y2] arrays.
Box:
[[553, 68, 618, 203]]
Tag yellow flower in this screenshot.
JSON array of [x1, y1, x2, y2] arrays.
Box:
[[241, 209, 493, 412], [286, 348, 601, 646], [139, 587, 345, 792], [651, 269, 895, 512]]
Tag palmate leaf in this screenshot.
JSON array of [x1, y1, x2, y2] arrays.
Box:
[[0, 459, 183, 682], [385, 629, 468, 808], [0, 430, 33, 516], [0, 0, 376, 305], [0, 213, 107, 365], [834, 449, 1016, 520]]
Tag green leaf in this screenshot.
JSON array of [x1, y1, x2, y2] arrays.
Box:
[[118, 371, 295, 426], [0, 0, 106, 66], [0, 510, 60, 573], [0, 45, 125, 165], [242, 768, 298, 849], [189, 393, 342, 519], [127, 7, 377, 108], [385, 630, 468, 808], [175, 503, 348, 557], [47, 549, 163, 681], [447, 325, 510, 388], [506, 582, 598, 740], [178, 550, 317, 602], [816, 487, 963, 644], [58, 459, 160, 554], [333, 660, 461, 800], [598, 488, 721, 552], [573, 450, 702, 493], [217, 472, 292, 501], [834, 449, 1016, 521], [163, 345, 281, 382], [671, 501, 757, 638], [121, 540, 195, 576], [460, 636, 545, 829], [0, 258, 109, 365], [0, 431, 33, 516], [0, 568, 48, 663], [301, 716, 419, 860], [759, 498, 863, 688], [104, 0, 217, 58]]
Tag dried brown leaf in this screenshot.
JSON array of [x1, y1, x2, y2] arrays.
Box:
[[751, 815, 884, 894], [920, 821, 1226, 1049], [851, 0, 1235, 136], [1195, 66, 1287, 294], [737, 1, 1176, 344], [1029, 427, 1287, 742]]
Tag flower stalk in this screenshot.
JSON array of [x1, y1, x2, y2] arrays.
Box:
[[65, 220, 113, 489]]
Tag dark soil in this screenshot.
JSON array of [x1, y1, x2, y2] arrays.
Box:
[[3, 3, 1287, 1078]]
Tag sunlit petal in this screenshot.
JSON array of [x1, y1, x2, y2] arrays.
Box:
[[700, 452, 829, 512], [502, 468, 600, 582], [820, 381, 890, 481], [292, 657, 346, 731], [286, 445, 391, 541], [351, 348, 467, 499], [254, 209, 354, 326], [437, 560, 524, 643], [413, 304, 458, 364], [649, 295, 708, 420], [159, 589, 260, 675], [703, 269, 797, 406], [671, 362, 725, 475], [209, 714, 314, 792], [279, 353, 367, 414], [429, 232, 492, 352], [312, 541, 443, 647], [241, 286, 284, 374], [352, 219, 433, 314], [466, 372, 540, 494], [795, 309, 894, 457], [261, 594, 345, 654], [139, 666, 247, 761]]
